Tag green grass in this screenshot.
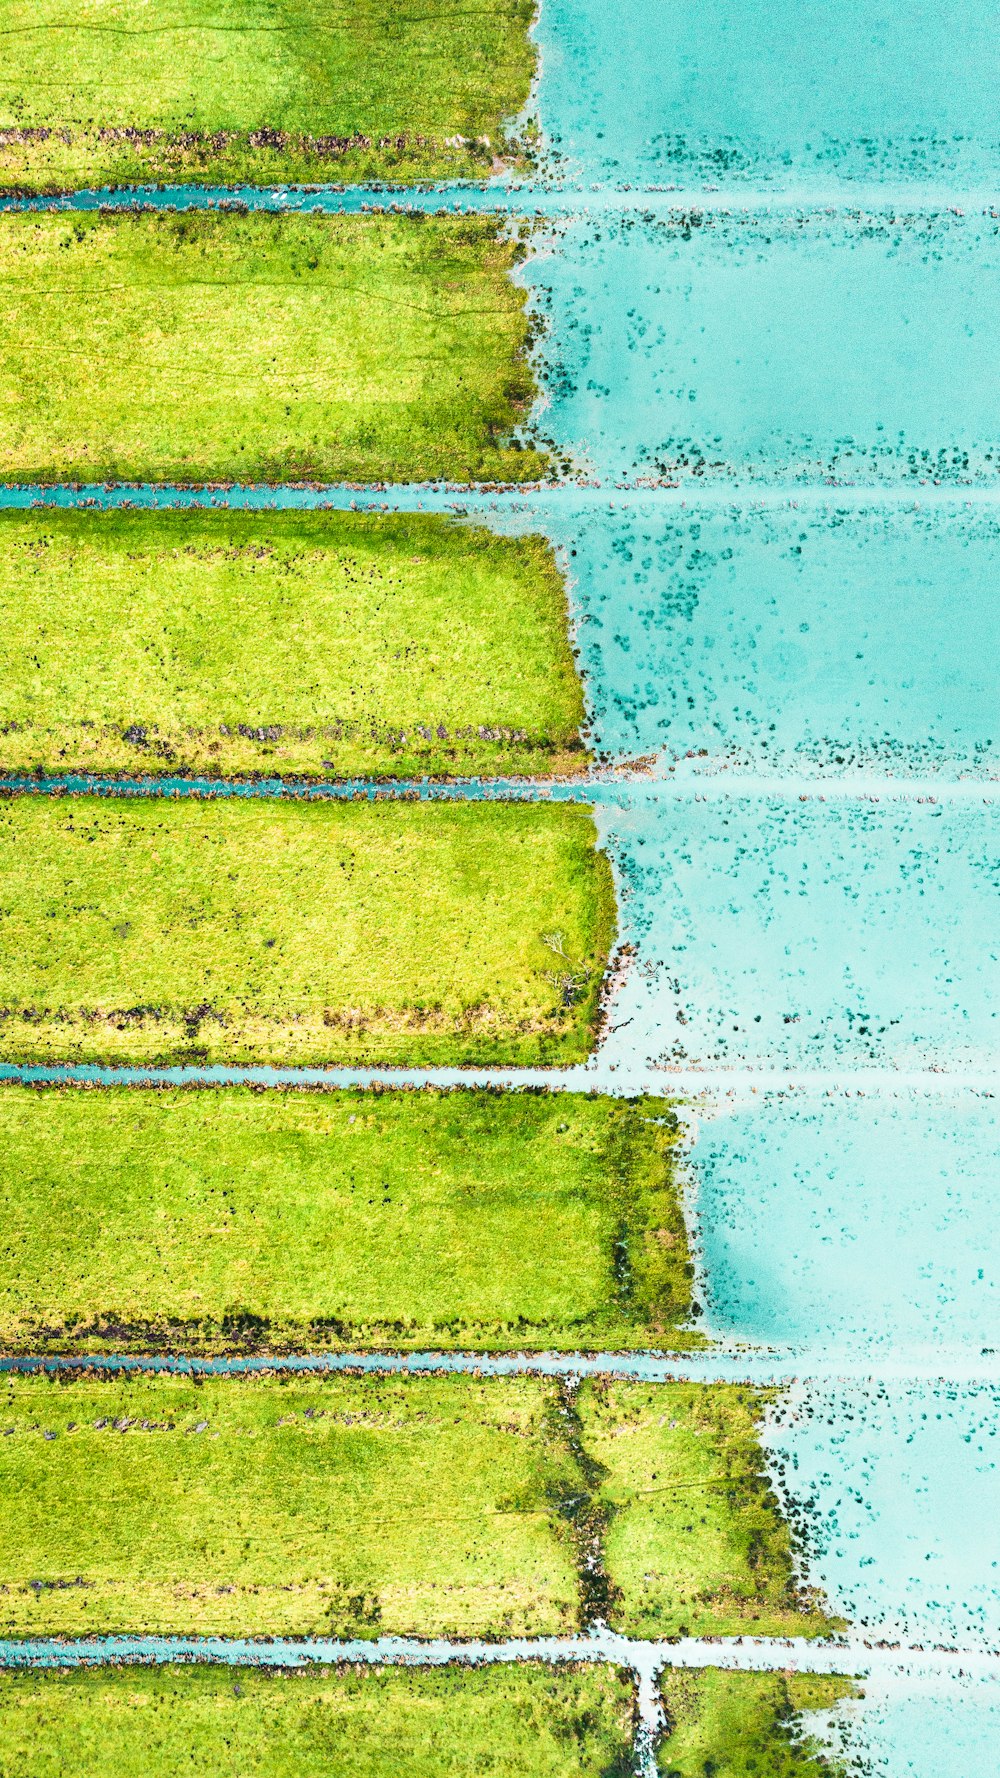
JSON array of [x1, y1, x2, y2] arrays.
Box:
[[658, 1672, 858, 1778], [0, 510, 585, 780], [0, 1373, 825, 1640], [0, 795, 615, 1065], [0, 1087, 698, 1353], [0, 1664, 637, 1778], [0, 0, 539, 193], [0, 1372, 585, 1637], [580, 1383, 841, 1640], [0, 212, 548, 485]]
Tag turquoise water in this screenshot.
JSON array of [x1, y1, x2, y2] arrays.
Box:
[[825, 1678, 1000, 1776], [533, 0, 1000, 190], [553, 502, 1000, 778], [690, 1094, 1000, 1358], [600, 797, 999, 1070], [517, 211, 1000, 485], [765, 1382, 1000, 1651]]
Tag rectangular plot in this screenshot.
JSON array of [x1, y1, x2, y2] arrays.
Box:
[[0, 1087, 695, 1352], [0, 509, 585, 781], [0, 212, 545, 486], [603, 797, 998, 1071], [530, 211, 1000, 484], [539, 0, 1000, 188], [0, 1663, 637, 1778], [0, 796, 615, 1066], [562, 503, 1000, 778], [0, 1372, 582, 1637], [657, 1671, 857, 1778], [0, 0, 537, 192], [580, 1381, 837, 1639]]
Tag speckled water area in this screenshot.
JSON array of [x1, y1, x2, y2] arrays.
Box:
[[516, 209, 1000, 485], [531, 0, 1000, 192], [821, 1675, 1000, 1776], [516, 3, 1000, 1762], [550, 500, 1000, 779], [689, 1092, 1000, 1361], [600, 797, 999, 1070]]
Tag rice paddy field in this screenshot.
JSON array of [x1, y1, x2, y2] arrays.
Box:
[[0, 1664, 638, 1778], [0, 796, 614, 1065], [0, 1087, 696, 1353], [0, 1371, 827, 1640], [0, 0, 538, 191], [0, 510, 586, 780], [0, 212, 547, 485]]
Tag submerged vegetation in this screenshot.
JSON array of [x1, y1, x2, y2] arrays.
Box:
[[0, 510, 585, 781], [0, 795, 615, 1065], [0, 1371, 827, 1641], [0, 1087, 696, 1353], [658, 1671, 857, 1778], [0, 1664, 636, 1778], [0, 0, 539, 192], [0, 212, 547, 485]]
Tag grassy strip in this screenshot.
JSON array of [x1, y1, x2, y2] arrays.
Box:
[[0, 212, 547, 485], [0, 0, 538, 194], [580, 1383, 840, 1639], [0, 1087, 698, 1353], [0, 1372, 587, 1637], [0, 1664, 637, 1778], [659, 1671, 857, 1778], [0, 510, 586, 780], [0, 795, 614, 1065]]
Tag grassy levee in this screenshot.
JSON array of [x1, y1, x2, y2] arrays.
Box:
[[0, 1664, 638, 1778], [658, 1671, 857, 1778], [0, 510, 586, 781], [580, 1383, 840, 1640], [0, 0, 538, 193], [0, 212, 547, 485], [0, 1088, 698, 1354], [0, 1372, 586, 1637], [0, 795, 615, 1065]]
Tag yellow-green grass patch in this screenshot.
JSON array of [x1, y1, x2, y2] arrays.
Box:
[[0, 0, 538, 193], [0, 509, 585, 780], [0, 1371, 583, 1638], [659, 1670, 858, 1778], [0, 795, 615, 1065], [0, 1087, 698, 1353], [582, 1382, 841, 1640], [0, 212, 547, 485], [0, 1663, 638, 1778]]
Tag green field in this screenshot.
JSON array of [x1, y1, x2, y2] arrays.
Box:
[[0, 1372, 830, 1640], [0, 0, 538, 192], [0, 1088, 696, 1353], [0, 212, 547, 485], [0, 1372, 583, 1637], [0, 1664, 635, 1777], [0, 795, 614, 1065], [0, 509, 585, 780], [581, 1383, 839, 1640], [659, 1671, 857, 1778]]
